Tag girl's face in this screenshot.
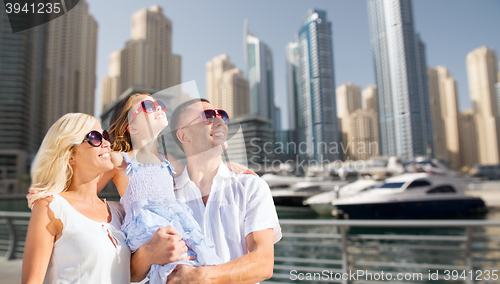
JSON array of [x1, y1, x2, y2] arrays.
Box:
[[128, 95, 168, 139], [71, 122, 114, 174]]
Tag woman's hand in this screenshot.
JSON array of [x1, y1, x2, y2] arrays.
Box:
[[226, 162, 257, 176]]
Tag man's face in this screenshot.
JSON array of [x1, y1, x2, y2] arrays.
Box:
[[179, 101, 228, 155]]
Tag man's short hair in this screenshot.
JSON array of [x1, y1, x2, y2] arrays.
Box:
[[170, 98, 210, 151]]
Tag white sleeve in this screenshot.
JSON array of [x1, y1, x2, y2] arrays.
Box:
[[243, 177, 282, 243]]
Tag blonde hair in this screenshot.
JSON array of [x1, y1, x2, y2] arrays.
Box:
[[28, 113, 98, 208], [109, 92, 151, 152]]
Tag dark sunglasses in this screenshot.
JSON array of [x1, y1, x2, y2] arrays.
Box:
[[82, 130, 110, 147], [182, 109, 230, 129], [130, 99, 168, 122]]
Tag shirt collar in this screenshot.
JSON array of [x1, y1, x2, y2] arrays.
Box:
[[174, 161, 232, 190]]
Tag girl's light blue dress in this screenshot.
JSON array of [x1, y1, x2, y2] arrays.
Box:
[[120, 152, 221, 284]]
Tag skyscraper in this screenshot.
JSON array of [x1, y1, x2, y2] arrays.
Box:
[[206, 54, 249, 118], [244, 20, 275, 125], [0, 7, 47, 195], [458, 109, 478, 168], [466, 46, 499, 165], [427, 66, 461, 168], [367, 0, 433, 158], [45, 0, 97, 129], [362, 85, 378, 112], [101, 5, 181, 110], [101, 50, 121, 110], [336, 83, 362, 159], [285, 41, 300, 131], [297, 9, 339, 162]]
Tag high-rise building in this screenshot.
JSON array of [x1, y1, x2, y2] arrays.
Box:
[[466, 46, 499, 165], [427, 66, 461, 168], [206, 54, 249, 118], [45, 0, 97, 129], [297, 9, 339, 162], [336, 83, 362, 159], [349, 109, 380, 160], [101, 50, 121, 110], [101, 5, 181, 110], [0, 8, 47, 195], [367, 0, 433, 158], [362, 85, 378, 112], [244, 20, 275, 126], [458, 109, 478, 168], [285, 41, 300, 131]]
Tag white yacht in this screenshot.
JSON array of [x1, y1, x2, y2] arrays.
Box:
[[303, 179, 382, 215], [333, 173, 486, 219]]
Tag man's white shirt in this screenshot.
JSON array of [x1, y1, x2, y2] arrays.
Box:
[[174, 162, 282, 262]]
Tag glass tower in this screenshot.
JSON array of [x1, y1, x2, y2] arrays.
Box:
[[367, 0, 433, 158], [297, 9, 339, 162]]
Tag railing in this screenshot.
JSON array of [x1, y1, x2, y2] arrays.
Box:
[[2, 213, 500, 283], [268, 220, 500, 284], [0, 211, 30, 260]]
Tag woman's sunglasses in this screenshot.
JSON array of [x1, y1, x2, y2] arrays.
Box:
[[82, 130, 110, 147], [182, 109, 230, 129], [130, 99, 168, 122]]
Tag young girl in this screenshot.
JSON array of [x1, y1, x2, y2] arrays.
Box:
[[100, 92, 250, 283]]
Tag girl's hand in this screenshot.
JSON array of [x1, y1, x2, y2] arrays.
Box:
[[226, 162, 257, 176]]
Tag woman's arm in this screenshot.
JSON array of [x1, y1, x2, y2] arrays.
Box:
[[22, 197, 63, 284]]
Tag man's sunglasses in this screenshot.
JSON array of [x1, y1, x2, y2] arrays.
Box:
[[82, 130, 110, 147], [130, 99, 168, 122], [182, 109, 230, 129]]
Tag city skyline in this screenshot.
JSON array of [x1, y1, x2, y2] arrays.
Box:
[[87, 0, 500, 130]]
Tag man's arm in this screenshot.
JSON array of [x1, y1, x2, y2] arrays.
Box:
[[167, 228, 275, 284]]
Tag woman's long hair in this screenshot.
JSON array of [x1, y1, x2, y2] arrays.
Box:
[[28, 113, 98, 208], [108, 92, 151, 152]]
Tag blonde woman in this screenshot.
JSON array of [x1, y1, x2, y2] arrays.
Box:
[[22, 113, 130, 284]]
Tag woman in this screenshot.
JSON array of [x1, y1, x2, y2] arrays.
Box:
[[22, 113, 130, 284]]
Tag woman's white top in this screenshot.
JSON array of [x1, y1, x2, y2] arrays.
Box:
[[43, 194, 131, 284]]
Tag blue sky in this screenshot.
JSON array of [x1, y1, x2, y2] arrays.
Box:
[[88, 0, 500, 129]]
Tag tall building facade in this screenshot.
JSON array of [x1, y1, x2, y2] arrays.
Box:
[[297, 9, 339, 162], [367, 0, 433, 158], [336, 83, 362, 159], [285, 41, 300, 131], [362, 85, 378, 112], [427, 66, 461, 168], [466, 46, 499, 165], [45, 0, 97, 129], [458, 109, 478, 168], [101, 50, 121, 110], [101, 5, 181, 110], [206, 54, 249, 118], [0, 8, 47, 195], [244, 21, 275, 125]]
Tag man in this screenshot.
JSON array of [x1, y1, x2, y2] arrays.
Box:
[[131, 98, 281, 283]]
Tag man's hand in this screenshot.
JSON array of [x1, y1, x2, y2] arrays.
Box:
[[130, 226, 194, 282], [167, 265, 212, 284], [144, 226, 192, 265]]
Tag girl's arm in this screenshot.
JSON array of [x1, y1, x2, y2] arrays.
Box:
[[97, 152, 128, 197], [165, 153, 185, 178], [22, 197, 62, 284]]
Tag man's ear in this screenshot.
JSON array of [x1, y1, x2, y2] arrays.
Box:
[[177, 129, 190, 144]]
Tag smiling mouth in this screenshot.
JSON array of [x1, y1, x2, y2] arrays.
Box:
[[98, 153, 110, 158], [211, 132, 225, 137]]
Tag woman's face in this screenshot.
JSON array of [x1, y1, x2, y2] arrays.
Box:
[[128, 95, 168, 138], [71, 121, 114, 174]]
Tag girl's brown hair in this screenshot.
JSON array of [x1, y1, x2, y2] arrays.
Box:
[[108, 92, 151, 152]]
